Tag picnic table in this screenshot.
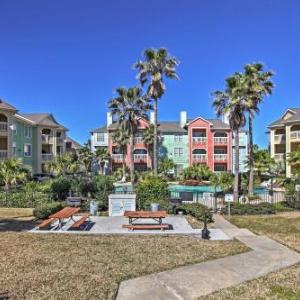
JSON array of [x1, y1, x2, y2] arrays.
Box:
[[123, 211, 169, 230]]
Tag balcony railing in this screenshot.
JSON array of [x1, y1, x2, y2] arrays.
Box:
[[41, 154, 54, 161], [0, 150, 8, 159], [192, 154, 207, 162], [41, 134, 53, 144], [290, 131, 300, 140], [214, 154, 228, 162], [111, 154, 123, 162], [0, 122, 8, 132], [214, 137, 228, 144], [274, 134, 286, 143], [134, 154, 147, 162], [274, 153, 285, 161], [134, 136, 144, 144], [56, 137, 64, 144], [192, 137, 207, 143]]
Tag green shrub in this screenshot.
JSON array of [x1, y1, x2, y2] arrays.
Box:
[[33, 202, 65, 219], [182, 164, 213, 181], [136, 176, 169, 210], [50, 177, 72, 200], [221, 202, 276, 215], [78, 178, 98, 197], [285, 195, 300, 209], [177, 203, 213, 223]]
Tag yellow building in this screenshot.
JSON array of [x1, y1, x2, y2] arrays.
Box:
[[268, 108, 300, 177]]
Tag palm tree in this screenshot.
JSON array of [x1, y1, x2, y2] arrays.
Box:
[[158, 157, 175, 177], [95, 148, 110, 174], [112, 128, 129, 178], [134, 48, 179, 175], [213, 73, 247, 201], [46, 153, 80, 176], [108, 86, 151, 186], [242, 63, 274, 195], [78, 145, 93, 175], [288, 146, 300, 177]]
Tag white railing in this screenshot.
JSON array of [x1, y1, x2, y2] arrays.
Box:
[[112, 154, 123, 162], [0, 150, 8, 159], [214, 137, 228, 144], [0, 122, 8, 132], [41, 134, 53, 143], [214, 154, 228, 161], [56, 137, 64, 144], [274, 134, 286, 143], [134, 154, 147, 162], [192, 154, 207, 162], [274, 153, 285, 161], [192, 137, 207, 143], [290, 131, 300, 139], [134, 136, 144, 143], [41, 154, 54, 161]]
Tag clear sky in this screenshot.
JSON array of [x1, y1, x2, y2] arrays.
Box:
[[0, 0, 299, 147]]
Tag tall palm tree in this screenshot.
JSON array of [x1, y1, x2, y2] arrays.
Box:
[[108, 86, 151, 186], [288, 146, 300, 177], [46, 153, 80, 176], [242, 63, 274, 195], [112, 128, 129, 178], [134, 48, 179, 175], [213, 73, 247, 201], [78, 145, 93, 175], [95, 148, 110, 174]]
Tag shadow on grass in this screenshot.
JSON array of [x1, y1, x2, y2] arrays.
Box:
[[0, 218, 37, 232]]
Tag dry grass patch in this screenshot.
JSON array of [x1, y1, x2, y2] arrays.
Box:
[[185, 215, 213, 229], [0, 233, 248, 300], [0, 208, 33, 219]]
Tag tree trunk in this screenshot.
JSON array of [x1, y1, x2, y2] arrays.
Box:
[[153, 98, 158, 175], [129, 134, 135, 187], [248, 113, 254, 196], [122, 147, 126, 180], [234, 129, 240, 202]]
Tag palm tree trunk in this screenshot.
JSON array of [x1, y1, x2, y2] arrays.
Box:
[[153, 98, 158, 175], [129, 134, 135, 187], [248, 113, 254, 196], [234, 129, 240, 202], [122, 147, 126, 179]]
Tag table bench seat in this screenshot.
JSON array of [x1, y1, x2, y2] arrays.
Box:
[[122, 224, 169, 230], [37, 218, 55, 229], [71, 214, 90, 229]]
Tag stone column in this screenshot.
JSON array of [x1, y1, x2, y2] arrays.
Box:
[[285, 125, 291, 178]]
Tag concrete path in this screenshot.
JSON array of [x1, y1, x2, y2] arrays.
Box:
[[116, 214, 300, 300]]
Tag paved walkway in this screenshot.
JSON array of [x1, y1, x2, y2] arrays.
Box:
[[116, 214, 300, 300]]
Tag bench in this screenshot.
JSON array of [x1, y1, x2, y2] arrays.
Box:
[[37, 218, 55, 229], [70, 214, 90, 229], [122, 224, 169, 231]]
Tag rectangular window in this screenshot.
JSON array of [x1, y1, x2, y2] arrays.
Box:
[[174, 135, 183, 143], [96, 133, 105, 142], [24, 144, 32, 157], [24, 126, 32, 138], [174, 147, 183, 157]]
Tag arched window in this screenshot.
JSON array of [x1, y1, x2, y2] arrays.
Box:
[[192, 149, 206, 154], [214, 132, 227, 137], [0, 114, 7, 122], [133, 149, 147, 154]]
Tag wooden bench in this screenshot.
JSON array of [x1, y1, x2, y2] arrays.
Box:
[[37, 218, 55, 229], [122, 224, 169, 231], [70, 214, 90, 229]]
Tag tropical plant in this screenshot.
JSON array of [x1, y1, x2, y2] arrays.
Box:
[[288, 146, 300, 177], [135, 48, 179, 175], [78, 145, 93, 174], [95, 148, 110, 174], [50, 177, 72, 200], [46, 152, 80, 176], [212, 73, 247, 201], [210, 172, 234, 193], [158, 157, 175, 177], [182, 164, 213, 181], [108, 86, 151, 186]]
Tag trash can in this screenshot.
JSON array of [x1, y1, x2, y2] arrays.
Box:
[[89, 201, 98, 216], [150, 203, 159, 212]]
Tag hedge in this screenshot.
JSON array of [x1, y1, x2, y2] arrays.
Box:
[[221, 202, 276, 215], [177, 203, 213, 223], [33, 202, 65, 219]]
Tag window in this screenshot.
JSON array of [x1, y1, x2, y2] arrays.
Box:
[[24, 144, 32, 157], [174, 135, 183, 143], [96, 133, 105, 142], [24, 126, 32, 138], [12, 122, 17, 135], [174, 147, 183, 157]]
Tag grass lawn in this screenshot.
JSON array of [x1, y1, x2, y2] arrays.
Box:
[[0, 233, 248, 300], [200, 211, 300, 300]]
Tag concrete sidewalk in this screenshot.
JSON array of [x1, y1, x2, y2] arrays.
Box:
[[116, 214, 300, 300]]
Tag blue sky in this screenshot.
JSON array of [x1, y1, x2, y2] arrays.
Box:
[[0, 0, 299, 147]]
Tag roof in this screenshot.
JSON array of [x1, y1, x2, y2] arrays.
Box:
[[0, 99, 17, 112], [19, 113, 68, 130], [159, 121, 187, 133], [90, 126, 107, 133], [65, 136, 83, 149], [268, 108, 300, 128], [206, 119, 231, 130]]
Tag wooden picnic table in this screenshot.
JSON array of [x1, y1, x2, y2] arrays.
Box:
[[49, 207, 80, 229]]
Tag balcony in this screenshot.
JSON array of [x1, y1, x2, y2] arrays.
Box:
[[290, 131, 300, 140], [134, 154, 147, 163], [56, 137, 64, 144], [274, 153, 285, 161], [0, 122, 8, 132], [0, 150, 8, 160], [214, 154, 228, 162], [41, 134, 53, 144], [134, 136, 144, 144], [192, 137, 207, 143], [192, 154, 207, 163], [274, 134, 286, 144], [111, 154, 123, 163], [214, 137, 228, 145], [41, 154, 54, 161]]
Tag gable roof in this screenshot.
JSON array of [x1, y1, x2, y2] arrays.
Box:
[[65, 136, 83, 149], [90, 126, 107, 133], [268, 108, 300, 128], [159, 121, 187, 133], [0, 99, 17, 112]]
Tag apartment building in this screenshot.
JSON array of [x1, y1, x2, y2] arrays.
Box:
[[0, 98, 77, 174], [268, 108, 300, 177]]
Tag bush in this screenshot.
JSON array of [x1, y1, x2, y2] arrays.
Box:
[[136, 176, 169, 210], [182, 164, 213, 181], [78, 178, 98, 197], [286, 195, 300, 209], [221, 202, 276, 215], [177, 203, 213, 223], [50, 177, 71, 200], [33, 202, 65, 219]]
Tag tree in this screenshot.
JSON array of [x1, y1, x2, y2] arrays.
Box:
[[135, 48, 179, 175], [108, 87, 151, 186], [288, 146, 300, 177], [78, 145, 93, 174], [95, 148, 110, 174], [242, 63, 274, 195], [46, 153, 79, 176], [210, 172, 234, 193], [112, 128, 129, 178], [182, 164, 213, 181], [158, 157, 175, 177], [212, 73, 247, 201]]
